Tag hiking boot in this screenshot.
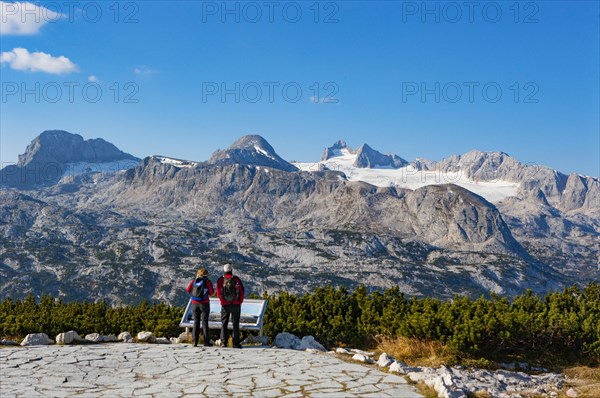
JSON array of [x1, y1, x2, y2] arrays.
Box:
[[233, 344, 242, 349], [203, 342, 213, 347]]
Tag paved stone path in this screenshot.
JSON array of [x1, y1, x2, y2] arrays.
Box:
[[0, 345, 423, 397]]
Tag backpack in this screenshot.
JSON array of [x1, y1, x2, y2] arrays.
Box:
[[190, 278, 209, 301], [222, 277, 239, 302]]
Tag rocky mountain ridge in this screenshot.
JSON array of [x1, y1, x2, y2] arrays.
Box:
[[0, 131, 597, 305]]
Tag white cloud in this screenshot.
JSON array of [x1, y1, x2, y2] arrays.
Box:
[[88, 75, 98, 83], [0, 1, 60, 35], [0, 47, 78, 74], [133, 66, 155, 76]]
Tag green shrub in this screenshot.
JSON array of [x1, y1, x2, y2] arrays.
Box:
[[1, 283, 599, 363]]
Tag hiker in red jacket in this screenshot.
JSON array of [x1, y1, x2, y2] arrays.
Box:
[[216, 263, 245, 348], [186, 268, 214, 347]]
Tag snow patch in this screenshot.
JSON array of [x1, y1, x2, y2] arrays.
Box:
[[293, 152, 519, 203], [254, 145, 276, 161], [156, 157, 198, 168]]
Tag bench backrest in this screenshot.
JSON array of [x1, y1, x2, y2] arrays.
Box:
[[179, 298, 268, 334]]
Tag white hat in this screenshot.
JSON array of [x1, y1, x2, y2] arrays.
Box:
[[223, 264, 233, 273]]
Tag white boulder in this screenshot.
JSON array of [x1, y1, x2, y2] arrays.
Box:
[[101, 334, 118, 342], [136, 331, 156, 343], [298, 336, 326, 352], [117, 332, 133, 341], [389, 360, 418, 374], [377, 352, 394, 368], [566, 388, 578, 397], [56, 331, 84, 345], [352, 354, 375, 364], [21, 333, 53, 346], [350, 348, 375, 356], [0, 339, 19, 346], [335, 347, 351, 355], [154, 337, 170, 344], [85, 333, 102, 343], [273, 332, 301, 350]]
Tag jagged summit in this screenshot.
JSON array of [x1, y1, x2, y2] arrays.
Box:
[[320, 140, 354, 161], [354, 143, 408, 169], [319, 140, 407, 169], [208, 134, 298, 172]]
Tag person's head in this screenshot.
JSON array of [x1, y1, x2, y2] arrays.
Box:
[[223, 263, 233, 275], [196, 268, 208, 278]]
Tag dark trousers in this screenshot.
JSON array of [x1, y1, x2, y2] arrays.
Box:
[[192, 302, 210, 346], [220, 304, 241, 346]]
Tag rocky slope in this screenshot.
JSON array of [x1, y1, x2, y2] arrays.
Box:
[[0, 131, 596, 305]]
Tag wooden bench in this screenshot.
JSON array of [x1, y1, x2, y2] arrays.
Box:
[[179, 298, 268, 336]]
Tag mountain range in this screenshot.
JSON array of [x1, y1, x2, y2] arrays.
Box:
[[0, 130, 597, 305]]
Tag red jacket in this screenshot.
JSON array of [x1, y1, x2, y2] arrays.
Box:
[[186, 277, 214, 304], [216, 274, 244, 305]]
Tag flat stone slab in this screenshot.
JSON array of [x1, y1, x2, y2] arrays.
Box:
[[0, 345, 423, 397]]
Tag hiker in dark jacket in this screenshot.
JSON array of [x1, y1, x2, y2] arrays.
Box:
[[186, 268, 215, 347], [216, 264, 245, 348]]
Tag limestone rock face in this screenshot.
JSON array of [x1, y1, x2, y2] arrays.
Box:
[[405, 364, 565, 398], [21, 333, 53, 346], [17, 130, 138, 167]]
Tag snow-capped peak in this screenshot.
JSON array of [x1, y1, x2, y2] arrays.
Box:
[[294, 142, 519, 203]]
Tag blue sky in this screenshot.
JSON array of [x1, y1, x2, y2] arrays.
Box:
[[1, 1, 598, 177]]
